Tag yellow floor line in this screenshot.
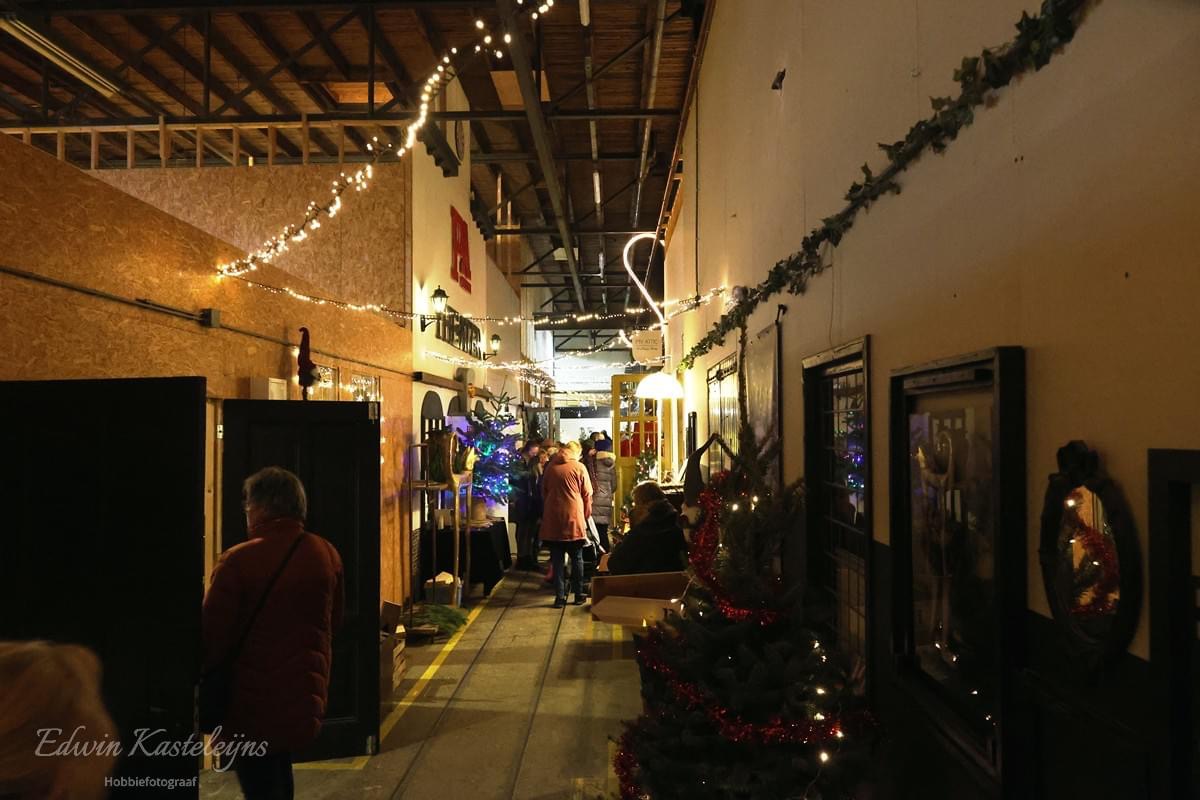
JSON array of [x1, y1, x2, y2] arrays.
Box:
[[379, 587, 495, 742], [294, 582, 498, 772]]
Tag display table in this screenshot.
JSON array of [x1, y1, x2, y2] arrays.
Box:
[[419, 520, 509, 598], [477, 518, 512, 570]]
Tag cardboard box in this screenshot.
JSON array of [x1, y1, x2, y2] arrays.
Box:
[[590, 571, 689, 605], [590, 595, 683, 628], [424, 572, 462, 605], [380, 602, 407, 699], [589, 571, 689, 627]]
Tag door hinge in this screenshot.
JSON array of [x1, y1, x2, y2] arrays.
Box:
[[217, 424, 224, 440], [367, 735, 377, 754]]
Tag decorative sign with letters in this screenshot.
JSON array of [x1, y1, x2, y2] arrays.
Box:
[[450, 206, 472, 293]]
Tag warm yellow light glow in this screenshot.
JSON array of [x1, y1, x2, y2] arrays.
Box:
[[635, 371, 684, 400]]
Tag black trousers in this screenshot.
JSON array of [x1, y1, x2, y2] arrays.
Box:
[[234, 751, 294, 800], [595, 522, 610, 552], [547, 539, 585, 601], [515, 519, 540, 568]]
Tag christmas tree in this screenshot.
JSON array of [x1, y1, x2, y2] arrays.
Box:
[[458, 394, 520, 504], [615, 327, 875, 800]]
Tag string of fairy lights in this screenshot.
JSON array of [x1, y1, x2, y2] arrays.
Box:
[[225, 276, 724, 329], [215, 0, 559, 279], [423, 289, 720, 386], [207, 0, 700, 392]]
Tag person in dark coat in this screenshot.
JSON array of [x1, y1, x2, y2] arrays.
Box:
[[540, 441, 593, 606], [203, 467, 344, 800], [511, 441, 544, 570], [607, 497, 688, 575], [589, 438, 617, 551]]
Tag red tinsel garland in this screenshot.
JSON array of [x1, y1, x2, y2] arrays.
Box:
[[688, 477, 783, 626], [615, 724, 648, 800], [636, 633, 873, 747], [617, 476, 875, 798]]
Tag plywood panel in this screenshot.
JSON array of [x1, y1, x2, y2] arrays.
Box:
[[0, 133, 414, 606], [96, 156, 413, 314]]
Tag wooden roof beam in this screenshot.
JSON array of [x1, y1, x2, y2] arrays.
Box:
[[62, 16, 234, 162], [297, 10, 353, 80], [237, 12, 369, 153], [205, 9, 353, 117]]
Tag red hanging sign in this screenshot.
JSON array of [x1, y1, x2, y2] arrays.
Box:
[[450, 206, 472, 293]]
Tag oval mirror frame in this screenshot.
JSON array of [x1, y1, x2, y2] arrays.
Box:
[[1038, 441, 1141, 668]]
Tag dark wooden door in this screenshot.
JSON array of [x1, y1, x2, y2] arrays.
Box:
[[221, 400, 380, 760], [0, 377, 206, 799]]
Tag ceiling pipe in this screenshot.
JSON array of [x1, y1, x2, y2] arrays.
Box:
[[497, 0, 586, 311], [582, 15, 607, 307], [630, 0, 666, 231], [640, 0, 716, 296], [623, 0, 667, 310]]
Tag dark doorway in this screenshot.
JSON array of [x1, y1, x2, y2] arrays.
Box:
[[221, 400, 381, 760], [0, 377, 207, 799]]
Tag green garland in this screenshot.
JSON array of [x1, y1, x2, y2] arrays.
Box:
[[680, 0, 1090, 369]]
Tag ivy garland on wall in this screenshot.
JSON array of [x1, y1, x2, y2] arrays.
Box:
[[680, 0, 1090, 369]]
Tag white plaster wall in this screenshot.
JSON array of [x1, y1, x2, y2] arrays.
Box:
[[411, 80, 493, 380], [664, 0, 1200, 659]]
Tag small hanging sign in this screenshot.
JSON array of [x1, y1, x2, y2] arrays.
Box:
[[631, 330, 663, 363]]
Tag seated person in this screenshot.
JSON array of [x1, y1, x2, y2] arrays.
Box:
[[607, 488, 688, 575]]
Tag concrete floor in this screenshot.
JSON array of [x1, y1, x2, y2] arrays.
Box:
[[201, 570, 641, 800]]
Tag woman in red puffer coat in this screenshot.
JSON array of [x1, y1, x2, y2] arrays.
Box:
[[203, 467, 343, 800], [540, 441, 593, 607]]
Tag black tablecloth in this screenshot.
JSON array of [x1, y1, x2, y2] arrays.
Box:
[[419, 520, 511, 597]]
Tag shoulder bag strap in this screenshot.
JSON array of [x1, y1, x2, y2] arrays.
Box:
[[222, 532, 307, 667]]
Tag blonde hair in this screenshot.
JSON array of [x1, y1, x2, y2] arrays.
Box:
[[565, 440, 583, 456], [0, 641, 117, 800]]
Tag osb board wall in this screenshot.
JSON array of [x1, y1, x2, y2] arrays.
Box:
[[0, 133, 413, 606], [95, 157, 412, 313]]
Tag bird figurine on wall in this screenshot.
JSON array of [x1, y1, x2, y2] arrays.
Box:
[[297, 327, 320, 401]]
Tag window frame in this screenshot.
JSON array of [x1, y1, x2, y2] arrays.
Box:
[[706, 353, 739, 474], [801, 336, 873, 694]]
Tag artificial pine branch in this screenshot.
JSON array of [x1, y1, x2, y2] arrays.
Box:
[[680, 0, 1091, 369]]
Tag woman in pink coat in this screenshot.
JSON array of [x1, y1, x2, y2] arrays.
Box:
[[540, 441, 593, 607]]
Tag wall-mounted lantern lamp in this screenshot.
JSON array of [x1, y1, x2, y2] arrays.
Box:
[[481, 333, 502, 361], [420, 285, 450, 331]]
